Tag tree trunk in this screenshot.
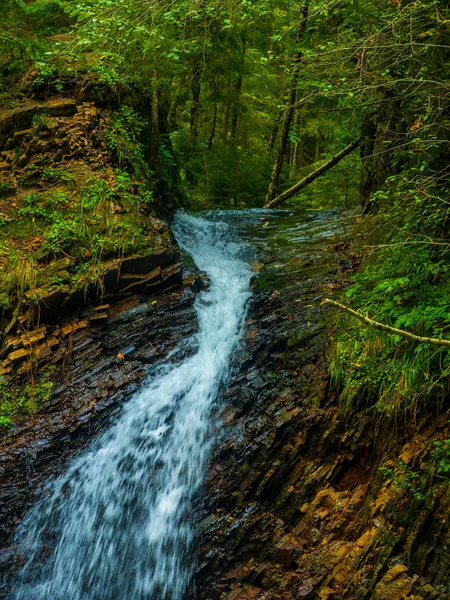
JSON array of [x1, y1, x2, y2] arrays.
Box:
[[208, 100, 218, 151], [314, 132, 320, 162], [265, 79, 299, 203], [264, 137, 362, 208], [265, 0, 309, 205], [230, 76, 243, 142], [221, 79, 231, 141], [190, 64, 202, 139], [231, 39, 246, 142], [290, 109, 299, 179], [149, 69, 160, 168], [267, 112, 281, 156], [360, 97, 403, 214], [297, 140, 304, 169], [267, 85, 288, 156], [167, 81, 181, 131]]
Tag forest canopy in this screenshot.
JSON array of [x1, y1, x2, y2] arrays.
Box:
[[3, 0, 447, 209]]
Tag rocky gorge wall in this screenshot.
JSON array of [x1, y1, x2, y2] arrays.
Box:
[[194, 212, 450, 600], [0, 86, 185, 377], [0, 274, 202, 595], [1, 208, 450, 600], [0, 84, 192, 592]]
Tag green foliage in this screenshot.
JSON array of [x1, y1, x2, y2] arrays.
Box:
[[81, 179, 114, 211], [19, 191, 70, 222], [41, 168, 72, 183], [380, 461, 426, 502], [105, 108, 149, 179], [173, 131, 271, 207], [0, 369, 55, 426], [0, 0, 76, 93], [1, 0, 447, 209], [89, 53, 128, 88], [32, 114, 51, 133], [0, 162, 160, 315], [26, 0, 73, 34], [114, 170, 133, 195], [430, 440, 450, 482], [43, 214, 83, 253], [332, 140, 450, 418], [331, 253, 450, 419], [8, 175, 151, 261], [0, 415, 12, 429]]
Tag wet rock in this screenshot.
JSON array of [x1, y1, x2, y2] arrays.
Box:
[[373, 564, 417, 599], [194, 210, 450, 600], [0, 99, 77, 138], [0, 284, 198, 595], [191, 275, 206, 293]]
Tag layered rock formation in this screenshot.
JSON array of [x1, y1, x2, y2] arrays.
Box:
[[0, 252, 182, 378], [1, 209, 450, 599], [195, 212, 450, 600], [0, 276, 200, 594], [0, 91, 183, 375]]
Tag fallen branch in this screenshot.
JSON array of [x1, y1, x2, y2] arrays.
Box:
[[363, 240, 450, 249], [322, 298, 450, 348], [264, 136, 362, 209]]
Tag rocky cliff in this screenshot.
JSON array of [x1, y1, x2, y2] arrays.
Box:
[[194, 212, 450, 600], [1, 209, 450, 600], [0, 275, 202, 594], [0, 84, 185, 398]]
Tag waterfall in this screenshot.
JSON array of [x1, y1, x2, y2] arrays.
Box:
[[9, 213, 252, 600]]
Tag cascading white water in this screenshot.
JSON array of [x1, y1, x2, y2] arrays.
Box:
[[9, 213, 252, 600]]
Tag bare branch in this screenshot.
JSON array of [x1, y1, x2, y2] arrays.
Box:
[[322, 299, 450, 348]]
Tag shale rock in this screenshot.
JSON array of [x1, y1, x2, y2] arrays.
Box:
[[0, 280, 198, 595], [194, 211, 450, 600]]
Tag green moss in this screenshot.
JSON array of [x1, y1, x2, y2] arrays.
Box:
[[105, 108, 150, 180], [0, 160, 162, 315], [0, 368, 55, 427]]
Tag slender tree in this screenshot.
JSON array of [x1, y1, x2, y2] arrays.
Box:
[[265, 0, 310, 205], [190, 63, 202, 139], [230, 38, 246, 142]]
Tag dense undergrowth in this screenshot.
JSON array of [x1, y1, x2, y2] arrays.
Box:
[[331, 186, 450, 421], [0, 107, 160, 312], [324, 2, 450, 424]]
